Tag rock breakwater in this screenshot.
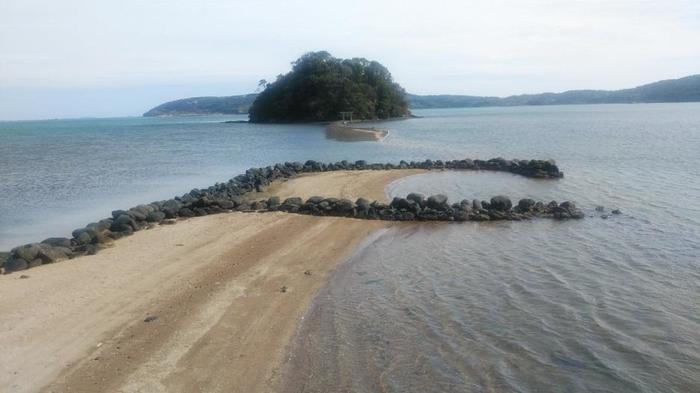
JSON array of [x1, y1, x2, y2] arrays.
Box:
[[2, 158, 569, 274]]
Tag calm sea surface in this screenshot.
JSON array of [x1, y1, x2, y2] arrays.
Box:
[[2, 104, 700, 392]]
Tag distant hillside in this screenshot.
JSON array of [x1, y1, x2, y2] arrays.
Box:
[[143, 74, 700, 116], [143, 94, 258, 116], [408, 74, 700, 109]]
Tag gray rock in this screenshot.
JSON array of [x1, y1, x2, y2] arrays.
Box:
[[336, 199, 355, 212], [11, 243, 41, 262], [218, 201, 235, 210], [146, 211, 166, 223], [37, 245, 73, 263], [426, 194, 448, 210], [306, 196, 324, 204], [71, 228, 94, 245], [162, 200, 182, 218], [406, 193, 425, 205], [517, 198, 536, 211], [283, 197, 303, 206], [490, 195, 513, 211], [267, 196, 281, 208], [612, 209, 621, 215], [355, 198, 371, 207], [126, 209, 147, 221], [178, 207, 194, 217], [390, 197, 414, 210], [111, 210, 127, 219], [111, 214, 137, 232], [0, 251, 9, 269], [3, 258, 28, 273], [28, 258, 43, 268], [41, 237, 73, 248], [472, 199, 482, 210]]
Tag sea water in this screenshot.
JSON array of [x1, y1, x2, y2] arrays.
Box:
[[2, 104, 699, 392]]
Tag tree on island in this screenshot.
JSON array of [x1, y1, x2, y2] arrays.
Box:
[[248, 51, 410, 123]]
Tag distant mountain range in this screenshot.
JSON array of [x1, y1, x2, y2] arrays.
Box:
[[143, 74, 700, 116]]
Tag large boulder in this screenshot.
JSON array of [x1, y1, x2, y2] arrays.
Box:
[[146, 211, 166, 223], [406, 193, 425, 206], [37, 245, 73, 263], [336, 199, 355, 213], [3, 258, 28, 273], [306, 196, 324, 205], [72, 228, 95, 245], [162, 200, 182, 218], [40, 237, 72, 248], [517, 198, 536, 211], [283, 197, 303, 206], [426, 194, 448, 210], [267, 196, 281, 209], [179, 207, 195, 217], [490, 195, 512, 211], [111, 214, 137, 232], [390, 197, 413, 210], [126, 208, 147, 221], [11, 243, 41, 262]]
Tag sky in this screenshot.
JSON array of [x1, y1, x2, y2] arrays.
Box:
[[0, 0, 698, 120]]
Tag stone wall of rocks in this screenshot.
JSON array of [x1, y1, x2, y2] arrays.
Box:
[[268, 194, 584, 222], [1, 158, 566, 274]]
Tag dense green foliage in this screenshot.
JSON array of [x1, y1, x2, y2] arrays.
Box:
[[248, 51, 409, 123]]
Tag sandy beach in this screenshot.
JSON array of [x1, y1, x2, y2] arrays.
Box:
[[0, 170, 422, 393]]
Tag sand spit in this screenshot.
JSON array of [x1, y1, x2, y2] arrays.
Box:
[[325, 122, 389, 141], [0, 170, 415, 393]]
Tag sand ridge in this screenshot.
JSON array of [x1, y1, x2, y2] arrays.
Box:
[[0, 170, 422, 393]]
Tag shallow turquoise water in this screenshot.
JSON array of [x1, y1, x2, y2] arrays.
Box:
[[2, 104, 700, 392]]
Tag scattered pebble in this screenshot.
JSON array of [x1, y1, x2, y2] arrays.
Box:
[[595, 206, 605, 212], [612, 209, 622, 215], [19, 275, 29, 279], [280, 285, 287, 293], [96, 342, 103, 348], [304, 270, 312, 276], [144, 315, 159, 323], [175, 243, 184, 247], [601, 214, 610, 219]]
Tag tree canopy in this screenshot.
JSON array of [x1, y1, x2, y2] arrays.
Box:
[[248, 51, 410, 123]]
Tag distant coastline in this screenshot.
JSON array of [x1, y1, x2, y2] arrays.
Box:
[[143, 74, 700, 117]]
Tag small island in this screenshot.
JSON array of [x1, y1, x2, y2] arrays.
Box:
[[248, 51, 410, 123]]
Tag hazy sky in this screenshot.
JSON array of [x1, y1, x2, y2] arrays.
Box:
[[1, 0, 698, 120]]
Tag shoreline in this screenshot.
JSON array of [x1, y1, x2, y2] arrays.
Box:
[[0, 170, 418, 393], [325, 121, 389, 142], [2, 157, 565, 274]]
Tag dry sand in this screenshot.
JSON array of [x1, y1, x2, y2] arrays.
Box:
[[0, 170, 422, 393]]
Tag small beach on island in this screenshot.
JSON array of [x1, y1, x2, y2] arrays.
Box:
[[0, 170, 418, 393], [325, 121, 389, 142]]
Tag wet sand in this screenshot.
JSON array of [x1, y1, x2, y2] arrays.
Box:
[[0, 170, 421, 393], [325, 122, 389, 142]]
